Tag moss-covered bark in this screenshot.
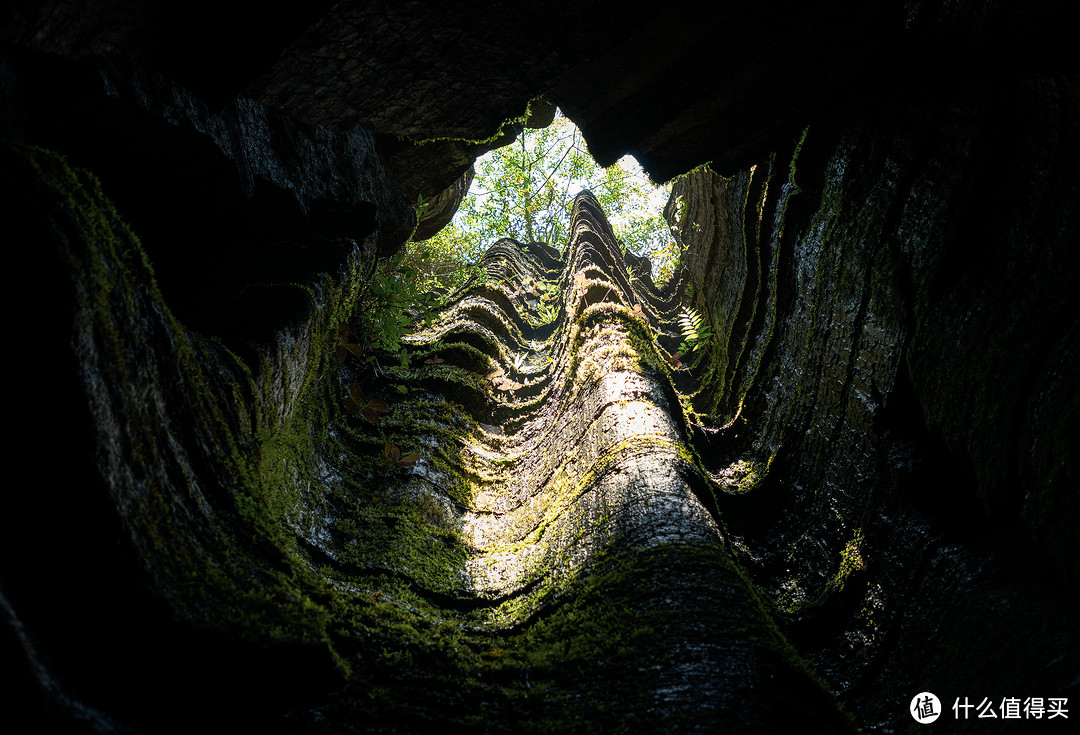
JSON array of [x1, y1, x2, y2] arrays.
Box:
[[667, 77, 1080, 729], [8, 72, 1080, 727], [3, 4, 1078, 731], [268, 194, 856, 731], [7, 135, 858, 730]]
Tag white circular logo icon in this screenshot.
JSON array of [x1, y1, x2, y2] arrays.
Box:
[[911, 692, 941, 723]]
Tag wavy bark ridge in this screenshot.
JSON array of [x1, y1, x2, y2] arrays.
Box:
[[665, 98, 1080, 723], [7, 110, 1078, 728], [10, 133, 848, 729], [291, 192, 852, 729]]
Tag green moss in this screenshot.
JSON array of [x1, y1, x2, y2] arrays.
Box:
[[31, 142, 855, 727], [16, 142, 383, 667], [789, 126, 811, 191], [411, 94, 551, 147], [716, 455, 776, 495], [818, 529, 866, 601]]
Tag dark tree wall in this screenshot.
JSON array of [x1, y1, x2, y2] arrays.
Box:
[[667, 73, 1079, 723], [2, 1, 1077, 732]]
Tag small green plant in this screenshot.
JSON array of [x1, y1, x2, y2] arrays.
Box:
[[358, 250, 438, 367], [538, 280, 560, 302], [536, 300, 558, 325], [677, 306, 713, 354]]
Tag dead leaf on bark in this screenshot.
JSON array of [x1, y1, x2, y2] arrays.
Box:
[[493, 377, 523, 392], [574, 271, 592, 307]]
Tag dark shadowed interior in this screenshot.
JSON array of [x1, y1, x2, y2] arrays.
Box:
[[2, 1, 1077, 732]]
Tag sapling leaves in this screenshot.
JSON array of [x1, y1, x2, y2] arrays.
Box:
[[539, 303, 556, 324], [383, 441, 421, 468], [357, 251, 438, 367], [344, 385, 388, 422], [335, 321, 365, 364], [677, 306, 712, 354], [574, 271, 590, 307]]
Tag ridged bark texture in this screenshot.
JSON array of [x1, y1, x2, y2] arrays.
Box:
[[668, 76, 1080, 724]]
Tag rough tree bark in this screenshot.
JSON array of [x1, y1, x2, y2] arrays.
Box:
[[3, 2, 1078, 732], [4, 138, 852, 729]]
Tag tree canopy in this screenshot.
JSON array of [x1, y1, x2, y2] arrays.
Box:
[[403, 110, 678, 292]]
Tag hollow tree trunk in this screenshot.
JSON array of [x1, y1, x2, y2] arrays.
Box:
[[302, 193, 854, 730], [3, 10, 1077, 725]]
